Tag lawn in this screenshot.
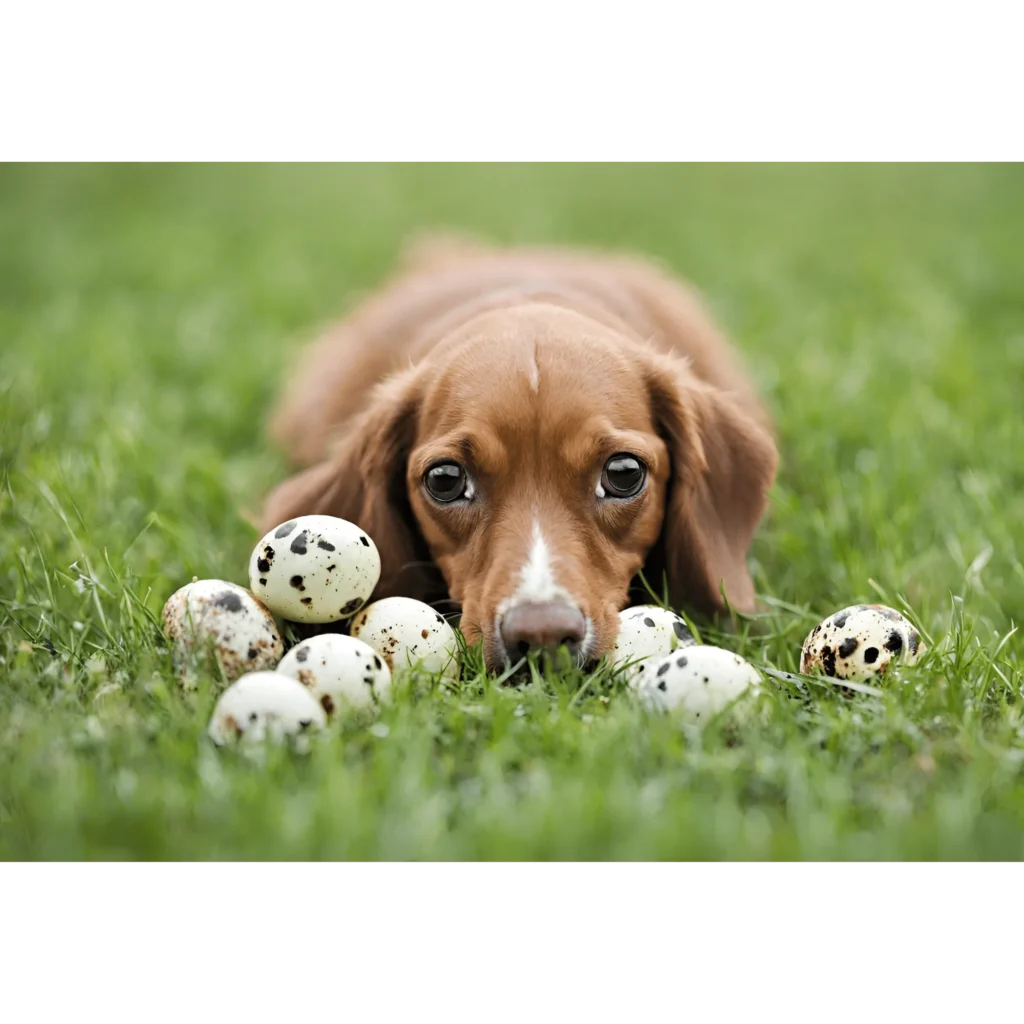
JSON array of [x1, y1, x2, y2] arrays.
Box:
[[1, 163, 1023, 860]]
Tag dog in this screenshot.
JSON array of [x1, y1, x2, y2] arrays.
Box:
[[262, 235, 778, 672]]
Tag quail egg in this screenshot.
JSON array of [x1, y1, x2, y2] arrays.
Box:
[[248, 515, 381, 624], [277, 632, 392, 713], [207, 670, 327, 745], [800, 604, 923, 681], [162, 579, 283, 685], [609, 604, 695, 677], [349, 596, 460, 683], [633, 645, 761, 720]]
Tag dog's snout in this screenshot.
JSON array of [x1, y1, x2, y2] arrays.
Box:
[[500, 601, 586, 657]]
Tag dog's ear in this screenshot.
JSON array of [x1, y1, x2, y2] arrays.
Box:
[[261, 367, 439, 601], [642, 353, 778, 615]]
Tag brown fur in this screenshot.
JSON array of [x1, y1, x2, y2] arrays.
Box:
[[263, 237, 778, 669]]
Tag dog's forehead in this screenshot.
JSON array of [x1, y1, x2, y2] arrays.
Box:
[[420, 307, 654, 433]]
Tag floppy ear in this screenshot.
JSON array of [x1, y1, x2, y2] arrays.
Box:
[[642, 353, 778, 615], [260, 367, 441, 602]]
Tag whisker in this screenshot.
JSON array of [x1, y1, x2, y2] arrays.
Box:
[[574, 616, 596, 669]]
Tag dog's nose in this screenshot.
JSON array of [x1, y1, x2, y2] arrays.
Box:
[[500, 601, 587, 658]]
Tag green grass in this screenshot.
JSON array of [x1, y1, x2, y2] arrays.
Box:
[[2, 163, 1023, 860]]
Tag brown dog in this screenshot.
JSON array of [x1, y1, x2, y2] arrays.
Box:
[[262, 236, 777, 671]]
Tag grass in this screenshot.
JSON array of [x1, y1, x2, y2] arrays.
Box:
[[2, 163, 1023, 860]]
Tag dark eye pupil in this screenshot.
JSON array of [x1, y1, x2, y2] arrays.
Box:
[[425, 462, 467, 502], [602, 455, 645, 497]]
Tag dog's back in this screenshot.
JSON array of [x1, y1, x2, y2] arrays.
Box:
[[270, 235, 769, 467]]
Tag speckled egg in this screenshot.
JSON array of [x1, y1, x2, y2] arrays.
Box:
[[633, 645, 761, 720], [609, 604, 695, 677], [248, 515, 381, 624], [349, 596, 460, 682], [207, 671, 327, 745], [800, 604, 923, 681], [162, 579, 283, 685], [277, 633, 392, 713]]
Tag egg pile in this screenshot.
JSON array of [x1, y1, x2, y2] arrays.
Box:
[[161, 514, 459, 747]]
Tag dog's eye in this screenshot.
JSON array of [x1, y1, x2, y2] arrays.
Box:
[[424, 461, 469, 503], [600, 454, 646, 499]]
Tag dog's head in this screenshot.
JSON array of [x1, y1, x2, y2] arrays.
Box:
[[262, 304, 777, 671]]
